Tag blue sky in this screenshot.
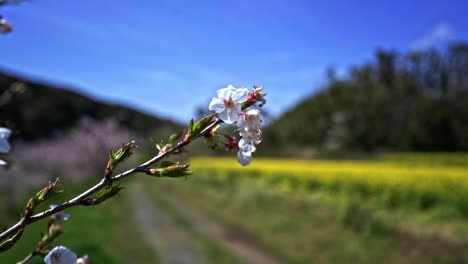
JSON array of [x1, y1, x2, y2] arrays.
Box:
[[1, 0, 467, 122]]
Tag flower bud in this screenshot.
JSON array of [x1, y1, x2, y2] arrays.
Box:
[[146, 163, 191, 178], [224, 135, 238, 151]]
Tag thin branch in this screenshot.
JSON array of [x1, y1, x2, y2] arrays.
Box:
[[17, 252, 34, 264], [0, 119, 220, 243]]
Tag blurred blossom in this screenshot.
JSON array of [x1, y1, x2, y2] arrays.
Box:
[[2, 118, 137, 194], [75, 255, 89, 264], [237, 109, 262, 132], [50, 204, 71, 221], [44, 246, 77, 264], [224, 135, 238, 151], [251, 86, 267, 107], [237, 149, 251, 166], [0, 159, 7, 166], [238, 130, 262, 153], [0, 127, 11, 153], [236, 108, 263, 166], [0, 15, 12, 34], [209, 85, 249, 124]]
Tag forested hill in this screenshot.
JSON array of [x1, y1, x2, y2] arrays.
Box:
[[0, 69, 181, 140], [264, 43, 468, 155]]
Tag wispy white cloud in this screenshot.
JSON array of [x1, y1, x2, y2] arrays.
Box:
[[410, 22, 455, 50]]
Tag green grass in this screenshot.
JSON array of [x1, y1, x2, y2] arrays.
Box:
[[146, 170, 468, 264], [0, 179, 159, 264]]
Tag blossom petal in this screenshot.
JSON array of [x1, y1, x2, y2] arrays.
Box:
[[239, 129, 262, 143], [237, 109, 262, 132], [217, 111, 229, 124], [238, 138, 255, 153], [208, 98, 225, 113], [237, 150, 251, 166], [232, 88, 249, 103], [218, 108, 237, 124], [0, 159, 7, 166], [0, 139, 10, 153], [0, 127, 11, 153], [217, 86, 236, 99], [237, 115, 247, 130], [225, 106, 241, 124], [0, 127, 11, 139]]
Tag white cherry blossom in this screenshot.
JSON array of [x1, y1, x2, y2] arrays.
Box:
[[239, 129, 262, 148], [209, 85, 249, 124], [237, 109, 262, 132], [237, 128, 262, 166], [44, 246, 77, 264], [0, 127, 11, 153], [238, 136, 260, 153], [50, 204, 71, 221], [237, 149, 252, 166]]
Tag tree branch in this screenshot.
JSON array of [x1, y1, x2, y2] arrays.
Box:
[[0, 119, 220, 243]]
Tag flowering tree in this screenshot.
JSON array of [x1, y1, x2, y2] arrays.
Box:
[[0, 85, 267, 263]]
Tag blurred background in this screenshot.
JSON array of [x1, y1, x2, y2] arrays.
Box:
[[1, 0, 468, 263]]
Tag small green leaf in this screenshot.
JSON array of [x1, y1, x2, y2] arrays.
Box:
[[82, 185, 125, 206], [185, 114, 215, 141], [25, 179, 62, 217], [105, 141, 137, 178]]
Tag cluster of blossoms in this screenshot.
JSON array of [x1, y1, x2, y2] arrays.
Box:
[[0, 127, 11, 166], [209, 85, 265, 166]]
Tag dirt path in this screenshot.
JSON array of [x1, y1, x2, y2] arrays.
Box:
[[155, 187, 281, 264], [129, 183, 204, 264], [129, 182, 281, 264]]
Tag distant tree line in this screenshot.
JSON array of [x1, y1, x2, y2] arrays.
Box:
[[264, 43, 468, 155]]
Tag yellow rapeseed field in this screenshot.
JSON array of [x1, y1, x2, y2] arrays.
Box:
[[191, 157, 468, 215]]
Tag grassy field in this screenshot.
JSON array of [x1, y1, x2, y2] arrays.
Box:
[[141, 155, 468, 264], [2, 154, 468, 263]]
